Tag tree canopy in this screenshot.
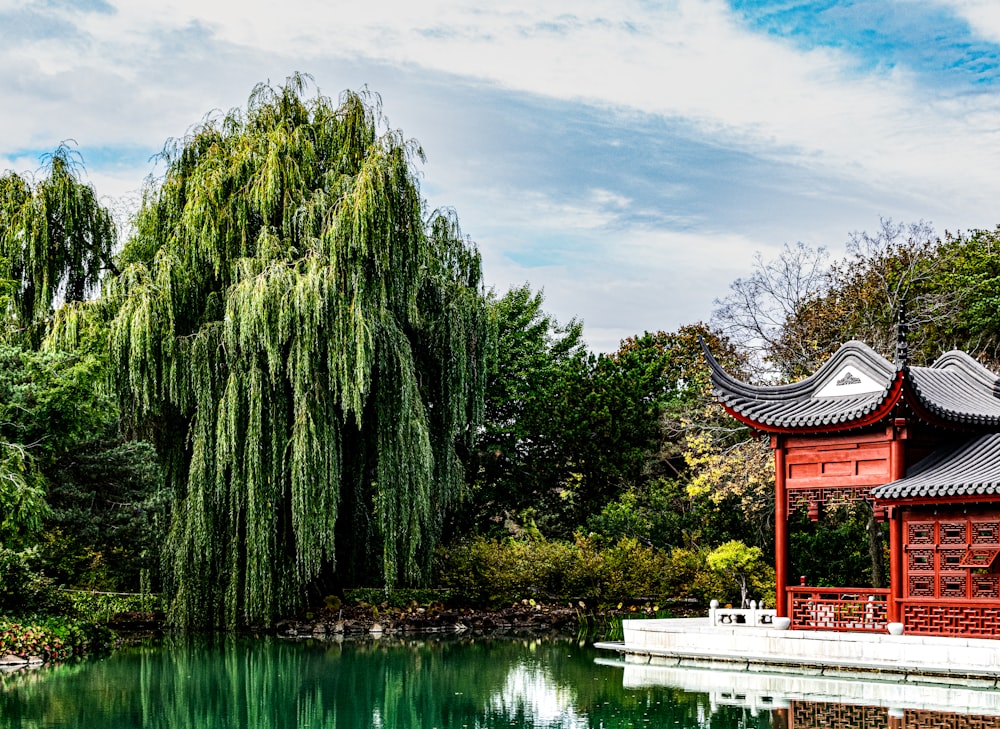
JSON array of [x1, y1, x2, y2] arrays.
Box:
[[15, 73, 1000, 624], [0, 144, 116, 346], [103, 76, 487, 628]]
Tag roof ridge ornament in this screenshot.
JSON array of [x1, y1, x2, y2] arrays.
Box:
[[895, 301, 909, 371]]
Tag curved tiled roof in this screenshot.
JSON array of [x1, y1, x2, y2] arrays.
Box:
[[872, 433, 1000, 501], [703, 340, 1000, 433], [908, 352, 1000, 427]]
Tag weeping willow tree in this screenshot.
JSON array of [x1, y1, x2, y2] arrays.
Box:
[[103, 75, 487, 628], [0, 144, 117, 346]]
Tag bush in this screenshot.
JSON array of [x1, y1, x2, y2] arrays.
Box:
[[436, 534, 747, 608], [343, 588, 453, 608], [62, 590, 162, 623], [0, 616, 113, 662], [436, 536, 578, 606], [0, 548, 74, 616]]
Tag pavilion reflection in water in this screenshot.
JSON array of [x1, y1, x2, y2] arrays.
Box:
[[597, 656, 1000, 729], [783, 702, 1000, 729]]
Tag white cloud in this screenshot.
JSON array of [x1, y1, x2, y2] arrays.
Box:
[[476, 196, 765, 351], [5, 0, 1000, 348], [6, 0, 995, 212], [931, 0, 1000, 43]]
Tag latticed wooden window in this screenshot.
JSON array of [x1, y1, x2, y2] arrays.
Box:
[[941, 522, 967, 544], [908, 522, 934, 544], [972, 521, 1000, 545]]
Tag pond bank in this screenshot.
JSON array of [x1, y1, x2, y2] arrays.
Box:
[[0, 617, 114, 674], [1, 601, 700, 673], [278, 602, 583, 638], [275, 599, 703, 640]]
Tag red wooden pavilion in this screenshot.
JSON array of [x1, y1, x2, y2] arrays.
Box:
[[703, 327, 1000, 637]]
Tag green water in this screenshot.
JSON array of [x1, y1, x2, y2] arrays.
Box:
[[0, 635, 772, 729]]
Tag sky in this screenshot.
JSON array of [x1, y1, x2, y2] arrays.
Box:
[[3, 0, 1000, 351]]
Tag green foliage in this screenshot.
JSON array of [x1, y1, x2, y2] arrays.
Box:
[[587, 479, 689, 549], [584, 325, 768, 554], [40, 441, 166, 590], [0, 144, 116, 346], [0, 343, 166, 591], [0, 443, 48, 547], [682, 431, 774, 549], [789, 505, 879, 587], [0, 548, 73, 616], [342, 587, 452, 609], [61, 590, 162, 623], [706, 540, 773, 608], [97, 76, 487, 628], [0, 616, 113, 662], [467, 304, 748, 542], [0, 343, 111, 554], [462, 285, 587, 537], [665, 547, 731, 605], [436, 535, 732, 608], [939, 226, 1000, 366]]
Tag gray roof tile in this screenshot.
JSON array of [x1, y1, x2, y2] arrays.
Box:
[[703, 339, 1000, 432], [872, 434, 1000, 501]]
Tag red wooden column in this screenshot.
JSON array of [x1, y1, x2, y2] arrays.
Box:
[[888, 506, 903, 623], [887, 419, 907, 623], [773, 435, 789, 617]]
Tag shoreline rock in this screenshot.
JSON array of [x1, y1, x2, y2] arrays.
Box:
[[273, 601, 698, 640]]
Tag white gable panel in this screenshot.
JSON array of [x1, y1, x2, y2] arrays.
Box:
[[815, 366, 884, 397]]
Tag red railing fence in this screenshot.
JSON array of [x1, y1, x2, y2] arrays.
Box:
[[787, 586, 889, 632]]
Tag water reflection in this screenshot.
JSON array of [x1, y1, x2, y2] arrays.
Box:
[[776, 702, 1000, 729], [598, 655, 1000, 729], [10, 635, 991, 728], [0, 636, 763, 729]]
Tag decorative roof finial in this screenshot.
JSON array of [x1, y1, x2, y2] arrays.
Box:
[[895, 301, 909, 370]]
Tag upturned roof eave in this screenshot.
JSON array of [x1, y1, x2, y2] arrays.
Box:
[[903, 365, 1000, 431], [701, 337, 895, 403], [718, 371, 905, 434]]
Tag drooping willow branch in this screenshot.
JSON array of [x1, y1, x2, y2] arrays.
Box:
[[0, 143, 116, 346], [90, 76, 487, 628]]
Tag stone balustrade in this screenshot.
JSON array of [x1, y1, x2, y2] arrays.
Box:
[[708, 599, 777, 627]]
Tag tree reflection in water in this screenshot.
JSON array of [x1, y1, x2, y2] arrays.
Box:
[[1, 635, 767, 728]]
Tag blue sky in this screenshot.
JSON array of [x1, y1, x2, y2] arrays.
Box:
[[3, 0, 1000, 351]]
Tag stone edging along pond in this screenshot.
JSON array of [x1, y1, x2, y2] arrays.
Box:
[[1, 601, 695, 672], [275, 601, 697, 639], [1, 653, 44, 671], [278, 603, 582, 638]]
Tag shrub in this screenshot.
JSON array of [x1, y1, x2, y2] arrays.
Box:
[[0, 548, 74, 616], [436, 535, 745, 608], [62, 590, 162, 623], [0, 616, 113, 662], [343, 587, 453, 608]]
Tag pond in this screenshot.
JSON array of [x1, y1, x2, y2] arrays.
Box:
[[0, 635, 996, 728]]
